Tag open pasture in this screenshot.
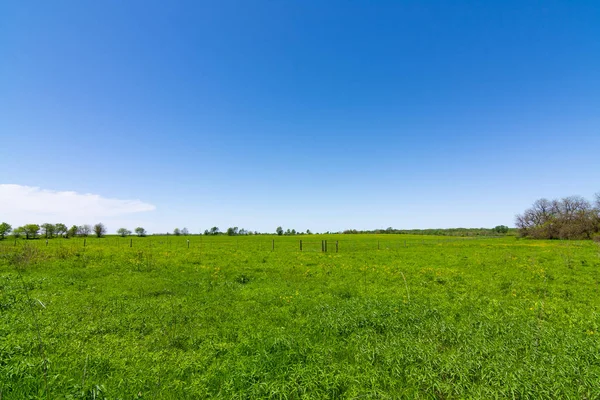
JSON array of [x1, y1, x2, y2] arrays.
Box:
[[1, 235, 599, 399]]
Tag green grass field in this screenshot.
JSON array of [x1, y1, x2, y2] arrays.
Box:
[[1, 235, 599, 399]]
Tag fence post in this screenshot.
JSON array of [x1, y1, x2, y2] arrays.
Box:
[[336, 240, 338, 253], [187, 239, 190, 249], [300, 240, 302, 251], [130, 239, 133, 248], [325, 240, 328, 252], [272, 239, 275, 251], [321, 240, 324, 252]]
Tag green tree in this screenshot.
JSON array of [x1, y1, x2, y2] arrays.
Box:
[[173, 228, 181, 236], [93, 223, 106, 238], [41, 223, 56, 239], [23, 224, 40, 239], [227, 227, 239, 236], [55, 223, 68, 238], [0, 222, 12, 239], [135, 227, 147, 237], [78, 225, 91, 237], [276, 226, 283, 236], [493, 225, 509, 234], [117, 228, 131, 237], [67, 225, 78, 238], [182, 227, 189, 236], [13, 226, 25, 239], [209, 227, 220, 235]]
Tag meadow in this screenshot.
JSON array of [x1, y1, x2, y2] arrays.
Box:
[[1, 234, 599, 399]]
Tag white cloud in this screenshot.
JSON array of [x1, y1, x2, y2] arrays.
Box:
[[0, 184, 156, 227]]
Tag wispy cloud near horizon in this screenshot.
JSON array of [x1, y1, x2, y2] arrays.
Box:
[[0, 184, 156, 226]]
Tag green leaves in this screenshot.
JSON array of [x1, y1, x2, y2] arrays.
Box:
[[0, 222, 12, 239]]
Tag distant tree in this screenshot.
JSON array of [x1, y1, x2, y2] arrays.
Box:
[[209, 227, 220, 235], [493, 225, 509, 234], [182, 227, 189, 236], [135, 227, 147, 237], [41, 223, 56, 239], [93, 223, 106, 238], [117, 228, 132, 237], [291, 229, 296, 235], [173, 228, 181, 236], [13, 226, 25, 239], [558, 196, 597, 239], [67, 225, 78, 238], [55, 223, 68, 238], [227, 227, 239, 236], [78, 224, 92, 237], [203, 229, 209, 235], [23, 224, 40, 239], [0, 222, 12, 239], [516, 195, 599, 239], [306, 229, 311, 235], [276, 226, 283, 236], [239, 228, 247, 235]]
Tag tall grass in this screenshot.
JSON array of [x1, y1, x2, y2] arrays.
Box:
[[1, 235, 599, 398]]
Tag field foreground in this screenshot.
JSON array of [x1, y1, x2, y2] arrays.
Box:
[[1, 235, 599, 399]]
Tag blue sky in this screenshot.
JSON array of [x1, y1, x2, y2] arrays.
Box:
[[1, 0, 599, 233]]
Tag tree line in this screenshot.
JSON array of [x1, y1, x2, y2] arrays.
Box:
[[0, 222, 510, 240], [202, 227, 310, 236], [117, 227, 191, 237], [0, 223, 307, 239], [0, 223, 108, 240], [515, 193, 600, 240], [0, 223, 196, 240], [5, 193, 597, 242], [340, 226, 511, 236]]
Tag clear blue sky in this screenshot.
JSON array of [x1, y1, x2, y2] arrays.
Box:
[[1, 0, 599, 233]]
